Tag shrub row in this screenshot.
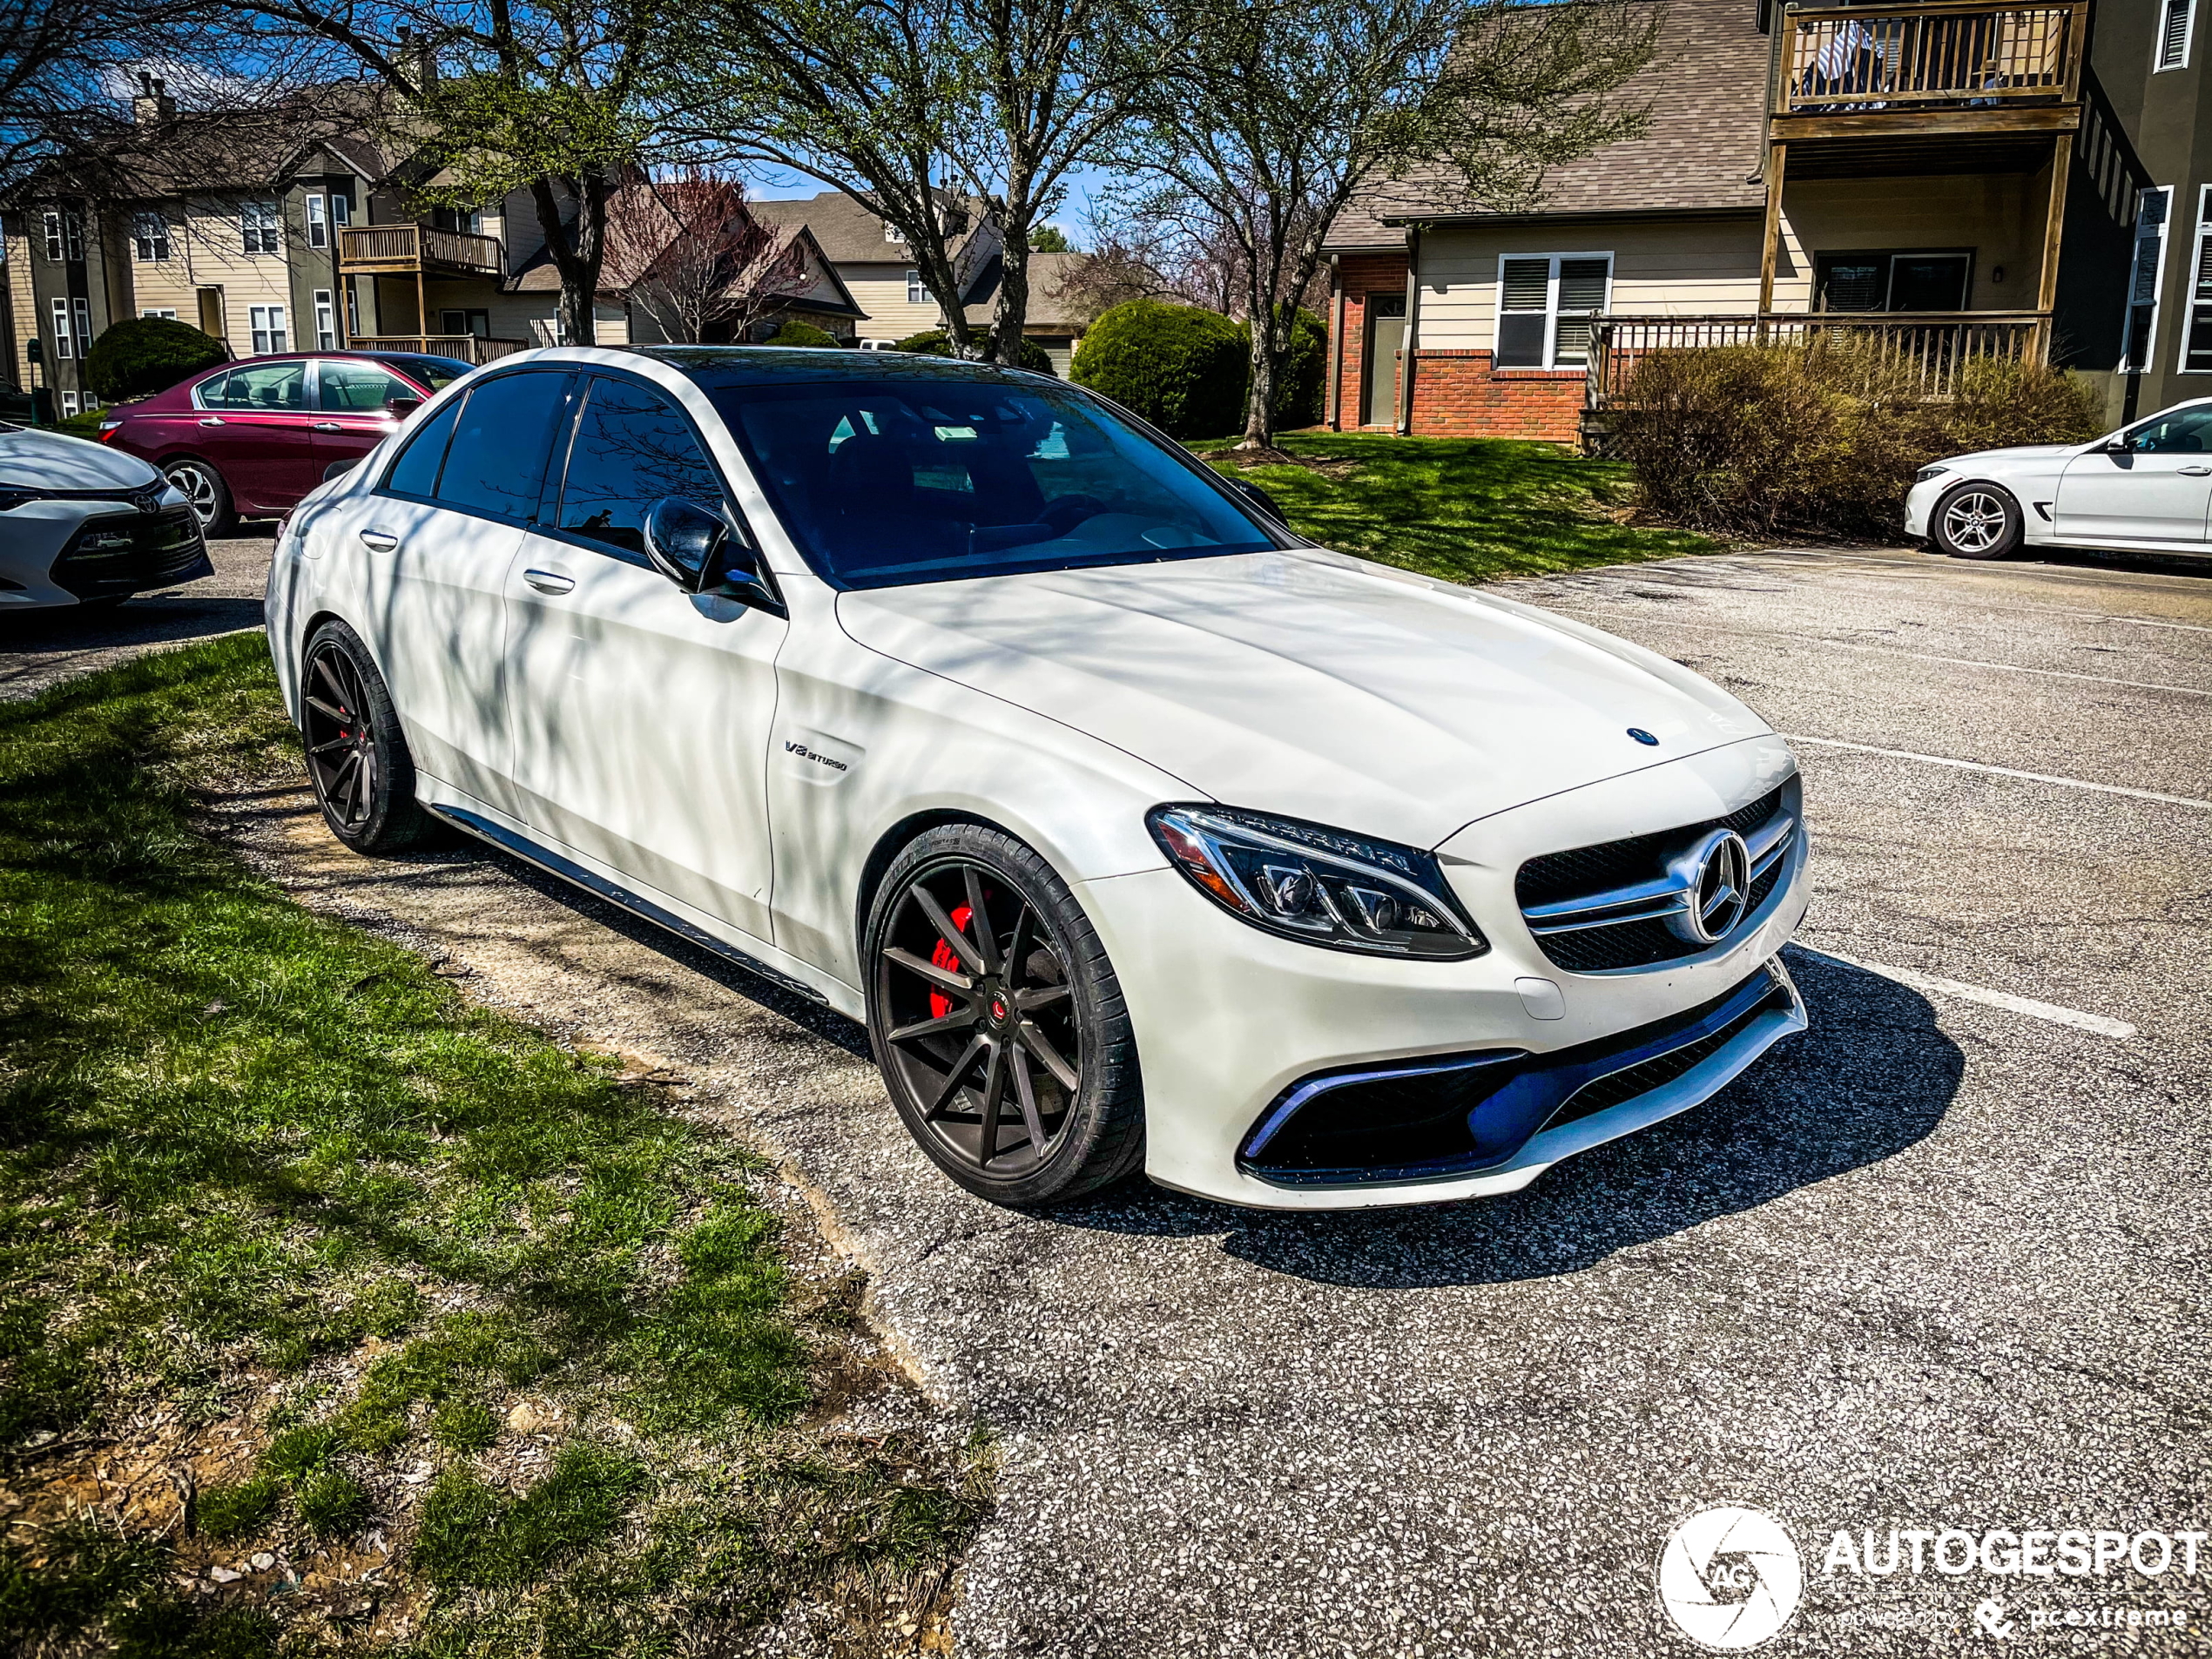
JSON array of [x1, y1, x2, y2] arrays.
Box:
[[1609, 343, 2106, 538]]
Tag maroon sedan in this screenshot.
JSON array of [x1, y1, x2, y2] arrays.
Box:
[[98, 351, 472, 536]]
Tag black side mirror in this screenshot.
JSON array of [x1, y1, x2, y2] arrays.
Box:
[[321, 458, 359, 483], [1232, 476, 1290, 527], [643, 496, 781, 613], [385, 395, 422, 420]]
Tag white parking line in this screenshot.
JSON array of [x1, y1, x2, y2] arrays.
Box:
[[1788, 944, 2138, 1041], [1784, 734, 2212, 809], [1621, 561, 2212, 635], [1541, 604, 2212, 697]]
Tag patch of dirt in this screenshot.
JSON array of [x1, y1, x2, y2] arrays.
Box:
[[1213, 445, 1359, 479]]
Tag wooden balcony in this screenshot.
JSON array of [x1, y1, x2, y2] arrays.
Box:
[[1585, 311, 2049, 410], [338, 223, 504, 279], [352, 334, 530, 365], [1768, 1, 2084, 174]]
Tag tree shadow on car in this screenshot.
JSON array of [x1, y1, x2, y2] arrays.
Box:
[[1055, 951, 1961, 1288]]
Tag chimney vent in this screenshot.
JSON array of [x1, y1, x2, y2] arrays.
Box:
[[132, 69, 178, 127]]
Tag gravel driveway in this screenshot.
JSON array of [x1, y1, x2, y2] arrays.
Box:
[[13, 541, 2210, 1656]]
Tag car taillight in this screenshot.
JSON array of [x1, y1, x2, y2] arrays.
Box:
[[96, 421, 124, 443]]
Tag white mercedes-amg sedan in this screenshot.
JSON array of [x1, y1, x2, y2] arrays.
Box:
[[265, 347, 1810, 1211]]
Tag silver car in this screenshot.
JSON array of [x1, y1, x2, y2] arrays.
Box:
[[0, 422, 211, 610]]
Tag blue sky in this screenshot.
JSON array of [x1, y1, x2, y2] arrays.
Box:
[[740, 162, 1114, 246]]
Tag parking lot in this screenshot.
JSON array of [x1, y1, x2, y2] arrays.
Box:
[[7, 540, 2208, 1655]]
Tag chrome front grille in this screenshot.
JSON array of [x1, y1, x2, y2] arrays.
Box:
[[1515, 781, 1799, 974]]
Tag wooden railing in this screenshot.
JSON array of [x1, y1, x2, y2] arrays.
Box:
[[351, 334, 531, 365], [1585, 312, 2049, 407], [337, 223, 504, 278], [1774, 1, 2084, 116]]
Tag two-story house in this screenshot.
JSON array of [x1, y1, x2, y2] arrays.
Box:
[[745, 190, 1004, 347], [1324, 0, 2184, 445]]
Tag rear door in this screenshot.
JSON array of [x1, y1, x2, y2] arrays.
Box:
[[352, 370, 572, 809], [502, 371, 786, 941], [2055, 406, 2212, 548], [311, 359, 414, 475], [196, 360, 320, 512]]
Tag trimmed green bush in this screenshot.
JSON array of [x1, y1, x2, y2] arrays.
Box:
[[1241, 309, 1327, 432], [1070, 300, 1247, 437], [893, 328, 1055, 375], [1610, 344, 2104, 538], [82, 316, 226, 402], [765, 319, 840, 348]]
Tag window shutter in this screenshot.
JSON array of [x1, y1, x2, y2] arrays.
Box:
[[1501, 258, 1549, 313], [2159, 0, 2193, 68], [1495, 257, 1549, 368], [1553, 258, 1610, 364]]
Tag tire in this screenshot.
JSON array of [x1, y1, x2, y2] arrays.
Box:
[[864, 824, 1145, 1206], [1930, 482, 2022, 560], [165, 457, 235, 538], [299, 620, 436, 854]]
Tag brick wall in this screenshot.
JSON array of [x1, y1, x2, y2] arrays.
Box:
[[1330, 250, 1587, 443]]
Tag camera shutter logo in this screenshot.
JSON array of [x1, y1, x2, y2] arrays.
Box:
[[1656, 1506, 1803, 1651]]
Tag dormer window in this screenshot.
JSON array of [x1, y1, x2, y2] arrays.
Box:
[[885, 221, 904, 243]]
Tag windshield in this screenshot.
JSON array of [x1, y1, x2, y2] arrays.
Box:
[[699, 374, 1283, 589], [375, 354, 474, 391]]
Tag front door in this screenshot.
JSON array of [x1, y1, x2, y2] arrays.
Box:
[[1363, 296, 1406, 427], [2055, 405, 2212, 547], [503, 372, 786, 942]]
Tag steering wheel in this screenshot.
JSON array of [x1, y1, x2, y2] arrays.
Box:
[[1040, 494, 1109, 536]]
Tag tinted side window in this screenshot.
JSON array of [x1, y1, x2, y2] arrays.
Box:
[[2128, 408, 2212, 454], [556, 377, 724, 556], [435, 373, 570, 522], [382, 399, 462, 497], [212, 361, 307, 411], [319, 361, 415, 412]]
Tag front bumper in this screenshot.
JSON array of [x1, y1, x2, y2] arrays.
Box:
[[1078, 735, 1811, 1210], [1904, 476, 1944, 541], [0, 496, 208, 607]]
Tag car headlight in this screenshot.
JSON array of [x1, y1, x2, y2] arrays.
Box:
[[1914, 465, 1951, 483], [1147, 805, 1487, 960]]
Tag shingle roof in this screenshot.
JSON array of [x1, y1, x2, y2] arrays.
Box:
[[1326, 0, 1769, 250], [961, 252, 1089, 332], [745, 189, 987, 264]]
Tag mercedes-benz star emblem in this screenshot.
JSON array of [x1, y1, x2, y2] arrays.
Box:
[[1665, 829, 1752, 947]]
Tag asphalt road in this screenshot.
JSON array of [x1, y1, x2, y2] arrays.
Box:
[[10, 541, 2211, 1656]]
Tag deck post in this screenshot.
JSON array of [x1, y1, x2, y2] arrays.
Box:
[[1758, 143, 1788, 340], [2033, 132, 2074, 366]]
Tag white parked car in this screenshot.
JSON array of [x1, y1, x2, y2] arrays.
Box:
[[266, 347, 1811, 1211], [0, 421, 210, 609], [1907, 396, 2212, 560]]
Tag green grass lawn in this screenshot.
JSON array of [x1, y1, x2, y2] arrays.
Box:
[[1197, 431, 1714, 581], [0, 637, 985, 1657]]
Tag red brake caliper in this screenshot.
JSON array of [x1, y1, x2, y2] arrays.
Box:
[[927, 903, 973, 1021]]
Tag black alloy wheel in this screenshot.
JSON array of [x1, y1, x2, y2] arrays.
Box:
[[867, 825, 1143, 1205], [300, 620, 435, 853]]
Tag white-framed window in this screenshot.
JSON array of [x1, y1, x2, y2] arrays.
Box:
[[241, 199, 280, 254], [43, 210, 63, 260], [2182, 185, 2212, 373], [345, 286, 361, 337], [132, 210, 171, 261], [1494, 252, 1614, 369], [331, 192, 351, 227], [2157, 0, 2195, 69], [51, 296, 72, 357], [314, 290, 337, 349], [2123, 185, 2173, 371], [61, 390, 79, 417], [248, 303, 287, 354], [306, 193, 328, 248], [73, 297, 91, 354], [64, 211, 84, 262], [905, 268, 925, 304], [141, 307, 178, 320], [885, 220, 904, 243]]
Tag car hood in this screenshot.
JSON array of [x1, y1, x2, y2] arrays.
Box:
[[835, 548, 1771, 848], [1942, 442, 2079, 468], [0, 428, 162, 491]]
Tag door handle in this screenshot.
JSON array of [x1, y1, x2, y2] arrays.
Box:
[[312, 421, 342, 432], [2178, 465, 2211, 476], [358, 529, 400, 552], [198, 416, 224, 427], [523, 569, 575, 594]]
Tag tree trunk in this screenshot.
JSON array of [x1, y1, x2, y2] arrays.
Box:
[[532, 175, 608, 347], [1242, 319, 1276, 449], [991, 219, 1029, 368]]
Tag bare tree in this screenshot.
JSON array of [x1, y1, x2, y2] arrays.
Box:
[[1112, 0, 1659, 448], [602, 168, 808, 343]]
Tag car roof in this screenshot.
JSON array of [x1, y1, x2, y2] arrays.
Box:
[[630, 344, 1054, 388]]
